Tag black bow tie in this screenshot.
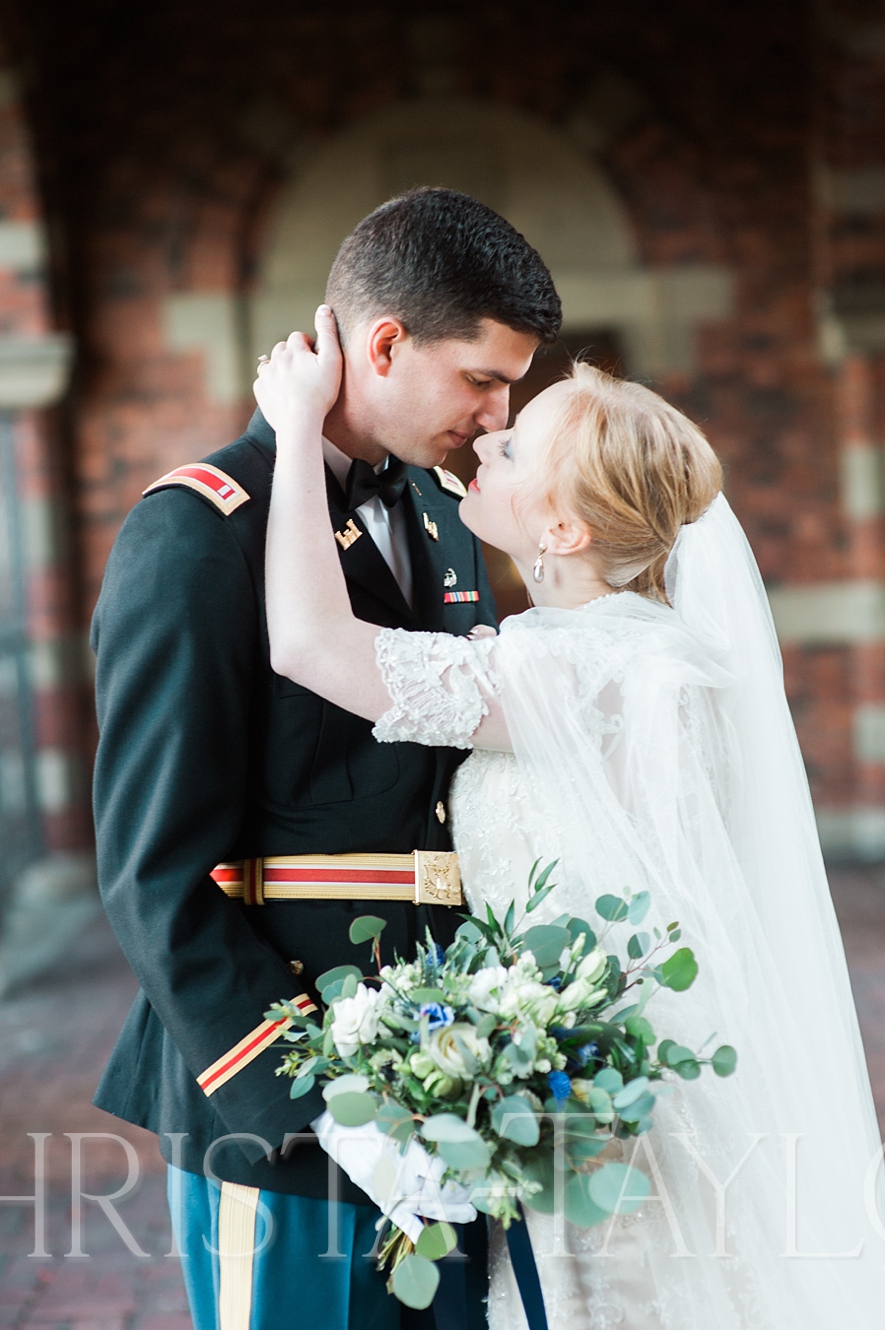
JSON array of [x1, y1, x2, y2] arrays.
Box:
[[343, 456, 408, 512]]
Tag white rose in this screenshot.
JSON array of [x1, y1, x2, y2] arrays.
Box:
[[467, 966, 511, 1013], [428, 1023, 491, 1077], [330, 983, 383, 1058]]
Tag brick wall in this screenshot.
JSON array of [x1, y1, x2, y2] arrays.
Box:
[[3, 0, 884, 857]]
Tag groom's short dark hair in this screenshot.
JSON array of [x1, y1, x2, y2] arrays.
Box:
[[326, 186, 561, 346]]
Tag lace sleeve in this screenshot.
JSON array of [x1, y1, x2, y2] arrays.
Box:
[[372, 627, 502, 748]]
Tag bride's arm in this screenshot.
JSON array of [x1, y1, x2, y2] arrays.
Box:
[[257, 308, 510, 751]]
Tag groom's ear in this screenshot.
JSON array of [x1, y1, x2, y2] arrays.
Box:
[[365, 317, 410, 377]]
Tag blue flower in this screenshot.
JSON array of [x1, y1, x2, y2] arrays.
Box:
[[547, 1070, 572, 1102], [420, 1002, 454, 1032], [576, 1041, 600, 1067], [428, 942, 446, 968], [545, 975, 562, 991]]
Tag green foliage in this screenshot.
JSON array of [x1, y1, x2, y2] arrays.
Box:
[[491, 1095, 541, 1147], [325, 1091, 377, 1126], [391, 1254, 440, 1309], [348, 915, 387, 947], [659, 947, 699, 992], [415, 1222, 458, 1261], [595, 894, 629, 922], [522, 924, 570, 968], [711, 1044, 738, 1077], [588, 1162, 650, 1215]]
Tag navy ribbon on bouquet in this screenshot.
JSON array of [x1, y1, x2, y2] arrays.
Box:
[[505, 1203, 549, 1330]]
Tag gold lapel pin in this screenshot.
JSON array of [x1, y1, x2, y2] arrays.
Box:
[[335, 519, 362, 550], [423, 512, 439, 542]]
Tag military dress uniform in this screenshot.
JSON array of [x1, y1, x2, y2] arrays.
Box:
[[91, 408, 496, 1330]]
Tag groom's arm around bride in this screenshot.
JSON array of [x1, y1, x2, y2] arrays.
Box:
[[90, 186, 561, 1330]]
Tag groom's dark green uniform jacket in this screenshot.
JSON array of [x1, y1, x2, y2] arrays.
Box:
[[91, 408, 496, 1199]]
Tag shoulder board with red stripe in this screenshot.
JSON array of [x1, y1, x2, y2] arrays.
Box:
[[432, 466, 467, 499], [142, 463, 250, 516]]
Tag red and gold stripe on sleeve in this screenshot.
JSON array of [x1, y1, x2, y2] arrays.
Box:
[[196, 993, 318, 1097]]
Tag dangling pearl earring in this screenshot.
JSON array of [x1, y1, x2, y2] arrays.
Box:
[[532, 543, 547, 584]]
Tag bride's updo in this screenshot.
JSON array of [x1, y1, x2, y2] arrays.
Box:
[[540, 363, 722, 602]]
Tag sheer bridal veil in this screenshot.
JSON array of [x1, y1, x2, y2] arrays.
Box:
[[496, 495, 885, 1328]]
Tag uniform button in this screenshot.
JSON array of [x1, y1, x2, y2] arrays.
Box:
[[435, 801, 446, 824], [289, 959, 304, 976]]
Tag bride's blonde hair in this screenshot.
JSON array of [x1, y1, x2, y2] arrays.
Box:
[[538, 363, 722, 602]]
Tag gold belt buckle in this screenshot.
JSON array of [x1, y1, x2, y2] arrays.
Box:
[[413, 851, 463, 906]]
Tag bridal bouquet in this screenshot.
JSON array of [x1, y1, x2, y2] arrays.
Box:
[[268, 863, 736, 1309]]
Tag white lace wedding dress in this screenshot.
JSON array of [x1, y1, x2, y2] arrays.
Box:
[[371, 498, 885, 1330]]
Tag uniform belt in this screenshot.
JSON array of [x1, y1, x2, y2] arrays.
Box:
[[211, 851, 463, 907]]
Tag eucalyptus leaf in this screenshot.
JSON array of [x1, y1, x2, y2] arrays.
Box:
[[593, 1067, 623, 1094], [612, 1076, 649, 1110], [416, 1222, 458, 1262], [289, 1073, 316, 1100], [566, 918, 597, 951], [659, 948, 698, 992], [625, 1015, 655, 1044], [595, 894, 629, 923], [627, 933, 650, 960], [323, 1074, 370, 1100], [491, 1095, 540, 1146], [340, 973, 358, 1000], [391, 1254, 440, 1309], [348, 915, 387, 947], [616, 1091, 656, 1123], [326, 1091, 378, 1126], [436, 1137, 492, 1171], [663, 1045, 691, 1070], [711, 1044, 738, 1077], [316, 965, 363, 997], [522, 924, 570, 968], [657, 1038, 676, 1064], [475, 1013, 497, 1039], [673, 1057, 701, 1080], [564, 1171, 610, 1227], [421, 1114, 480, 1144], [586, 1087, 615, 1119], [376, 1102, 414, 1141], [627, 891, 651, 925], [411, 988, 447, 1003], [521, 1150, 557, 1215], [588, 1162, 650, 1215]]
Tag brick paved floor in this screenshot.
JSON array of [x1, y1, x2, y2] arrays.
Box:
[[0, 868, 884, 1328]]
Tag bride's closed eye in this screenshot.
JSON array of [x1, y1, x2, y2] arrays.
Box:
[[499, 436, 513, 459]]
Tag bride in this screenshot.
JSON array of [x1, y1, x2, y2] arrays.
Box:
[[255, 308, 885, 1328]]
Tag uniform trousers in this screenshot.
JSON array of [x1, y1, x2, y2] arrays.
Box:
[[168, 1166, 488, 1330]]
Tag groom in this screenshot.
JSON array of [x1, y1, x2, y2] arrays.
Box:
[[90, 187, 561, 1330]]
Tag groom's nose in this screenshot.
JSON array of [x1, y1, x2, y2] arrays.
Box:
[[474, 386, 510, 433]]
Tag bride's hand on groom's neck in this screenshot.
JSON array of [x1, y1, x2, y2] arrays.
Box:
[[254, 306, 343, 436]]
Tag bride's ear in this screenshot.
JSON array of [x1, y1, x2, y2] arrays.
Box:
[[543, 518, 594, 558]]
